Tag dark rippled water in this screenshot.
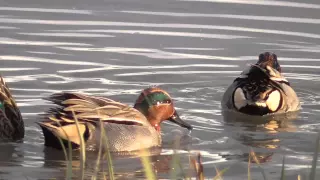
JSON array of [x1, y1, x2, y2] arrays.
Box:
[[1, 0, 320, 179]]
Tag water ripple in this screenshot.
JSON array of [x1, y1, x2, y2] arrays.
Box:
[[58, 64, 238, 73], [178, 0, 320, 9], [1, 18, 320, 39], [0, 68, 39, 71], [121, 11, 320, 24], [115, 70, 241, 76], [18, 32, 114, 38], [0, 56, 108, 66], [49, 29, 251, 39], [282, 65, 320, 69], [0, 7, 92, 14], [0, 37, 92, 46], [164, 47, 224, 51], [0, 26, 18, 29], [1, 1, 320, 179], [57, 47, 241, 60]]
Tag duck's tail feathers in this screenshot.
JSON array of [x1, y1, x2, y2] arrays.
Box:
[[0, 76, 17, 107], [37, 121, 87, 150]]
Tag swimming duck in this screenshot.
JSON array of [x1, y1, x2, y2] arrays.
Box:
[[37, 87, 192, 152], [0, 75, 24, 140], [221, 52, 300, 116]]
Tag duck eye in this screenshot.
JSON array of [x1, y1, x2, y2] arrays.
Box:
[[151, 99, 172, 106]]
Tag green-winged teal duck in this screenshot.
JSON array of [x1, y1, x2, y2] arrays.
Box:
[[0, 75, 24, 140], [221, 52, 300, 116], [38, 87, 192, 152]]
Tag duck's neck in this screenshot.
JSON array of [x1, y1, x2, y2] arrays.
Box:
[[134, 103, 148, 116], [134, 105, 148, 117], [134, 106, 161, 132], [153, 123, 161, 132]]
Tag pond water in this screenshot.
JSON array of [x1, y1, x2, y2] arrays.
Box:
[[0, 0, 320, 179]]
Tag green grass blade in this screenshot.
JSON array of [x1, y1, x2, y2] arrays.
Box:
[[104, 142, 115, 180], [91, 117, 104, 180], [170, 150, 181, 179], [56, 135, 73, 180], [190, 153, 204, 180], [67, 140, 73, 180], [280, 156, 285, 180], [248, 153, 251, 180], [72, 110, 86, 180], [178, 160, 188, 179], [310, 131, 320, 180], [213, 166, 229, 180], [139, 148, 156, 180], [250, 149, 268, 180], [55, 121, 73, 180], [170, 137, 182, 179], [97, 111, 115, 180]]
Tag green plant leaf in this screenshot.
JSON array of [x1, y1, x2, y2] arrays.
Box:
[[310, 131, 320, 180]]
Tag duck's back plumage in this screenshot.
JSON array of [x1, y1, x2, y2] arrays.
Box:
[[38, 92, 160, 152], [0, 76, 24, 140]]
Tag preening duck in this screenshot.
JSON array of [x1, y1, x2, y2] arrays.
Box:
[[221, 52, 300, 116]]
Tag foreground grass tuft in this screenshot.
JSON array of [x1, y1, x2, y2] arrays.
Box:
[[309, 131, 320, 180], [52, 112, 319, 180]]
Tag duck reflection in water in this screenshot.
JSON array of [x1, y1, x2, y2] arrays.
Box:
[[41, 133, 193, 179], [42, 145, 162, 179], [222, 110, 299, 164]]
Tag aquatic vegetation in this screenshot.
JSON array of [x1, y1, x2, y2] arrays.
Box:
[[54, 111, 319, 180]]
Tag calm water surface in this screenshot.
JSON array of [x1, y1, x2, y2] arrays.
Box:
[[1, 0, 320, 179]]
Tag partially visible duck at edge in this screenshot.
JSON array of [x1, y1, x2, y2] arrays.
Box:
[[221, 52, 300, 116], [37, 87, 193, 152], [0, 75, 24, 141]]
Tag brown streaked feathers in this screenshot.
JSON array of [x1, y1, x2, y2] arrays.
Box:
[[38, 87, 193, 152], [0, 75, 24, 140]]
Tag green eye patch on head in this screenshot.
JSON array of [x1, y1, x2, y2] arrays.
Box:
[[0, 102, 4, 110], [143, 92, 172, 106], [133, 89, 173, 116]]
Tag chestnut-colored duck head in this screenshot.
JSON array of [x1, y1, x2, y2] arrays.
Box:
[[134, 87, 193, 131]]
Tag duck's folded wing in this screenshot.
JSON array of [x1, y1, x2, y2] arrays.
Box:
[[0, 76, 21, 115], [0, 76, 24, 140], [37, 120, 88, 146], [43, 92, 150, 126]]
